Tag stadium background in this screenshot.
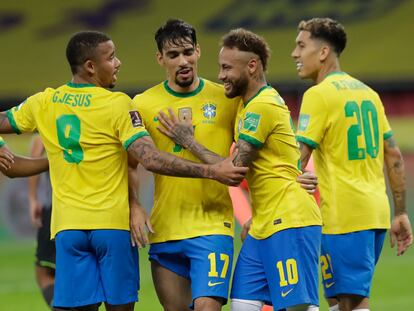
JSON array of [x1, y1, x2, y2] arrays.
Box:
[[0, 0, 413, 310]]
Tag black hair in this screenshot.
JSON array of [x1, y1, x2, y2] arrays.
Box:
[[66, 30, 111, 74], [155, 19, 197, 52]]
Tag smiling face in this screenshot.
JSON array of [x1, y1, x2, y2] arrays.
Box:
[[291, 30, 324, 82], [157, 38, 200, 90], [218, 47, 250, 98], [91, 40, 121, 89]]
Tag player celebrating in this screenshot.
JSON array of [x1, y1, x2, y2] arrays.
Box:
[[0, 30, 247, 311], [292, 17, 413, 311]]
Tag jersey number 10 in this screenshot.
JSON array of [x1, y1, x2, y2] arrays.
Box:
[[345, 100, 379, 160]]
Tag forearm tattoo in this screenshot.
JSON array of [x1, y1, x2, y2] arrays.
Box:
[[233, 139, 257, 167]]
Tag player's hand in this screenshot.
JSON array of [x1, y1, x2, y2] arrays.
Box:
[[157, 108, 194, 149], [390, 213, 413, 256], [297, 171, 318, 194], [129, 202, 154, 248], [211, 151, 248, 186], [241, 218, 252, 242], [29, 199, 43, 228], [0, 147, 14, 171]]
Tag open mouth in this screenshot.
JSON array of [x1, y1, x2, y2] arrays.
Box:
[[177, 67, 192, 78]]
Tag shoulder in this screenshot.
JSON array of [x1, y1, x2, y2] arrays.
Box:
[[133, 82, 165, 106]]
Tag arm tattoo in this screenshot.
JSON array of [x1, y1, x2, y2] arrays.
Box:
[[384, 137, 407, 215], [186, 140, 224, 164], [233, 139, 257, 167], [128, 136, 213, 179], [0, 112, 14, 133]]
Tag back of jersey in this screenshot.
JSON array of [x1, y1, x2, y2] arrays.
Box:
[[8, 83, 148, 237], [296, 72, 391, 234]]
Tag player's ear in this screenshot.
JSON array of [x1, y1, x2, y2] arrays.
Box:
[[156, 51, 164, 66], [247, 58, 258, 74], [319, 45, 330, 62], [195, 44, 201, 59], [84, 59, 95, 76]]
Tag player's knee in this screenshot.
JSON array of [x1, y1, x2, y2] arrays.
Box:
[[287, 304, 319, 311], [231, 299, 263, 311]]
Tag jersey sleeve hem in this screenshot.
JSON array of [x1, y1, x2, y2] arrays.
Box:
[[296, 135, 318, 149], [383, 130, 393, 140], [239, 133, 263, 148], [6, 110, 22, 134], [0, 139, 4, 147], [123, 131, 150, 150]]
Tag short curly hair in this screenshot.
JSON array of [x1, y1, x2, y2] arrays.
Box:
[[221, 28, 271, 71], [298, 17, 347, 56]]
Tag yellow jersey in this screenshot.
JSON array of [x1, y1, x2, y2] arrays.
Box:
[[0, 136, 4, 147], [235, 86, 322, 239], [7, 82, 149, 238], [133, 79, 239, 243], [296, 72, 392, 234]]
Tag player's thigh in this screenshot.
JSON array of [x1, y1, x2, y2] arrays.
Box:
[[187, 235, 234, 306], [321, 229, 386, 298], [263, 226, 321, 309], [231, 234, 272, 305], [151, 260, 192, 311], [36, 206, 56, 271], [54, 230, 105, 307], [91, 230, 139, 306]]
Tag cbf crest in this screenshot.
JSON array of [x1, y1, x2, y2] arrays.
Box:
[[202, 103, 216, 119]]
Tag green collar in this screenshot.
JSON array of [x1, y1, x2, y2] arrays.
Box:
[[66, 82, 96, 88], [164, 78, 204, 98], [325, 71, 347, 79], [244, 85, 271, 107]]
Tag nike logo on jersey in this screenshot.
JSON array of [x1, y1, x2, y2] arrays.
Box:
[[281, 288, 293, 297], [325, 281, 335, 288], [208, 281, 224, 287]]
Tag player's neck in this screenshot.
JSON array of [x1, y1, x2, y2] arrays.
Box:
[[242, 76, 267, 103], [167, 76, 200, 94], [315, 59, 341, 84], [71, 75, 98, 86]]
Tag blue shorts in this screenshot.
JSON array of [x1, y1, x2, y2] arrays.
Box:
[[149, 235, 233, 306], [231, 226, 321, 310], [321, 229, 386, 298], [54, 230, 139, 308]]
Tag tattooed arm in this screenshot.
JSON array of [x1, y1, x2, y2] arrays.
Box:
[[157, 108, 224, 164], [127, 135, 247, 186], [384, 136, 412, 255]]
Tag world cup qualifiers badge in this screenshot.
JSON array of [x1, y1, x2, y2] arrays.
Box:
[[129, 110, 143, 127]]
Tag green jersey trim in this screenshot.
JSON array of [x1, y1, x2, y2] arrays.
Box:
[[244, 85, 272, 107], [66, 82, 96, 88], [164, 78, 204, 98], [6, 110, 22, 134], [383, 130, 393, 140], [0, 139, 4, 147], [123, 131, 150, 150], [296, 135, 318, 149], [239, 133, 263, 148], [325, 71, 347, 79]]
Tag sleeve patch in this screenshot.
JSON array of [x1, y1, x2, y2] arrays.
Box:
[[129, 110, 143, 127], [243, 112, 261, 133], [298, 114, 310, 131]]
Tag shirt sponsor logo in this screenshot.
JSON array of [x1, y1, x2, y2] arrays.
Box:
[[202, 103, 216, 119], [298, 114, 310, 131], [129, 110, 143, 127], [243, 112, 261, 133]]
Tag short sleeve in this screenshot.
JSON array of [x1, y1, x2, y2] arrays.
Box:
[[238, 102, 276, 148], [375, 94, 392, 140], [7, 93, 42, 134], [296, 89, 328, 149], [112, 94, 150, 150]]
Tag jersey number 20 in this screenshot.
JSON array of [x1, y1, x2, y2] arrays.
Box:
[[345, 100, 379, 160]]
